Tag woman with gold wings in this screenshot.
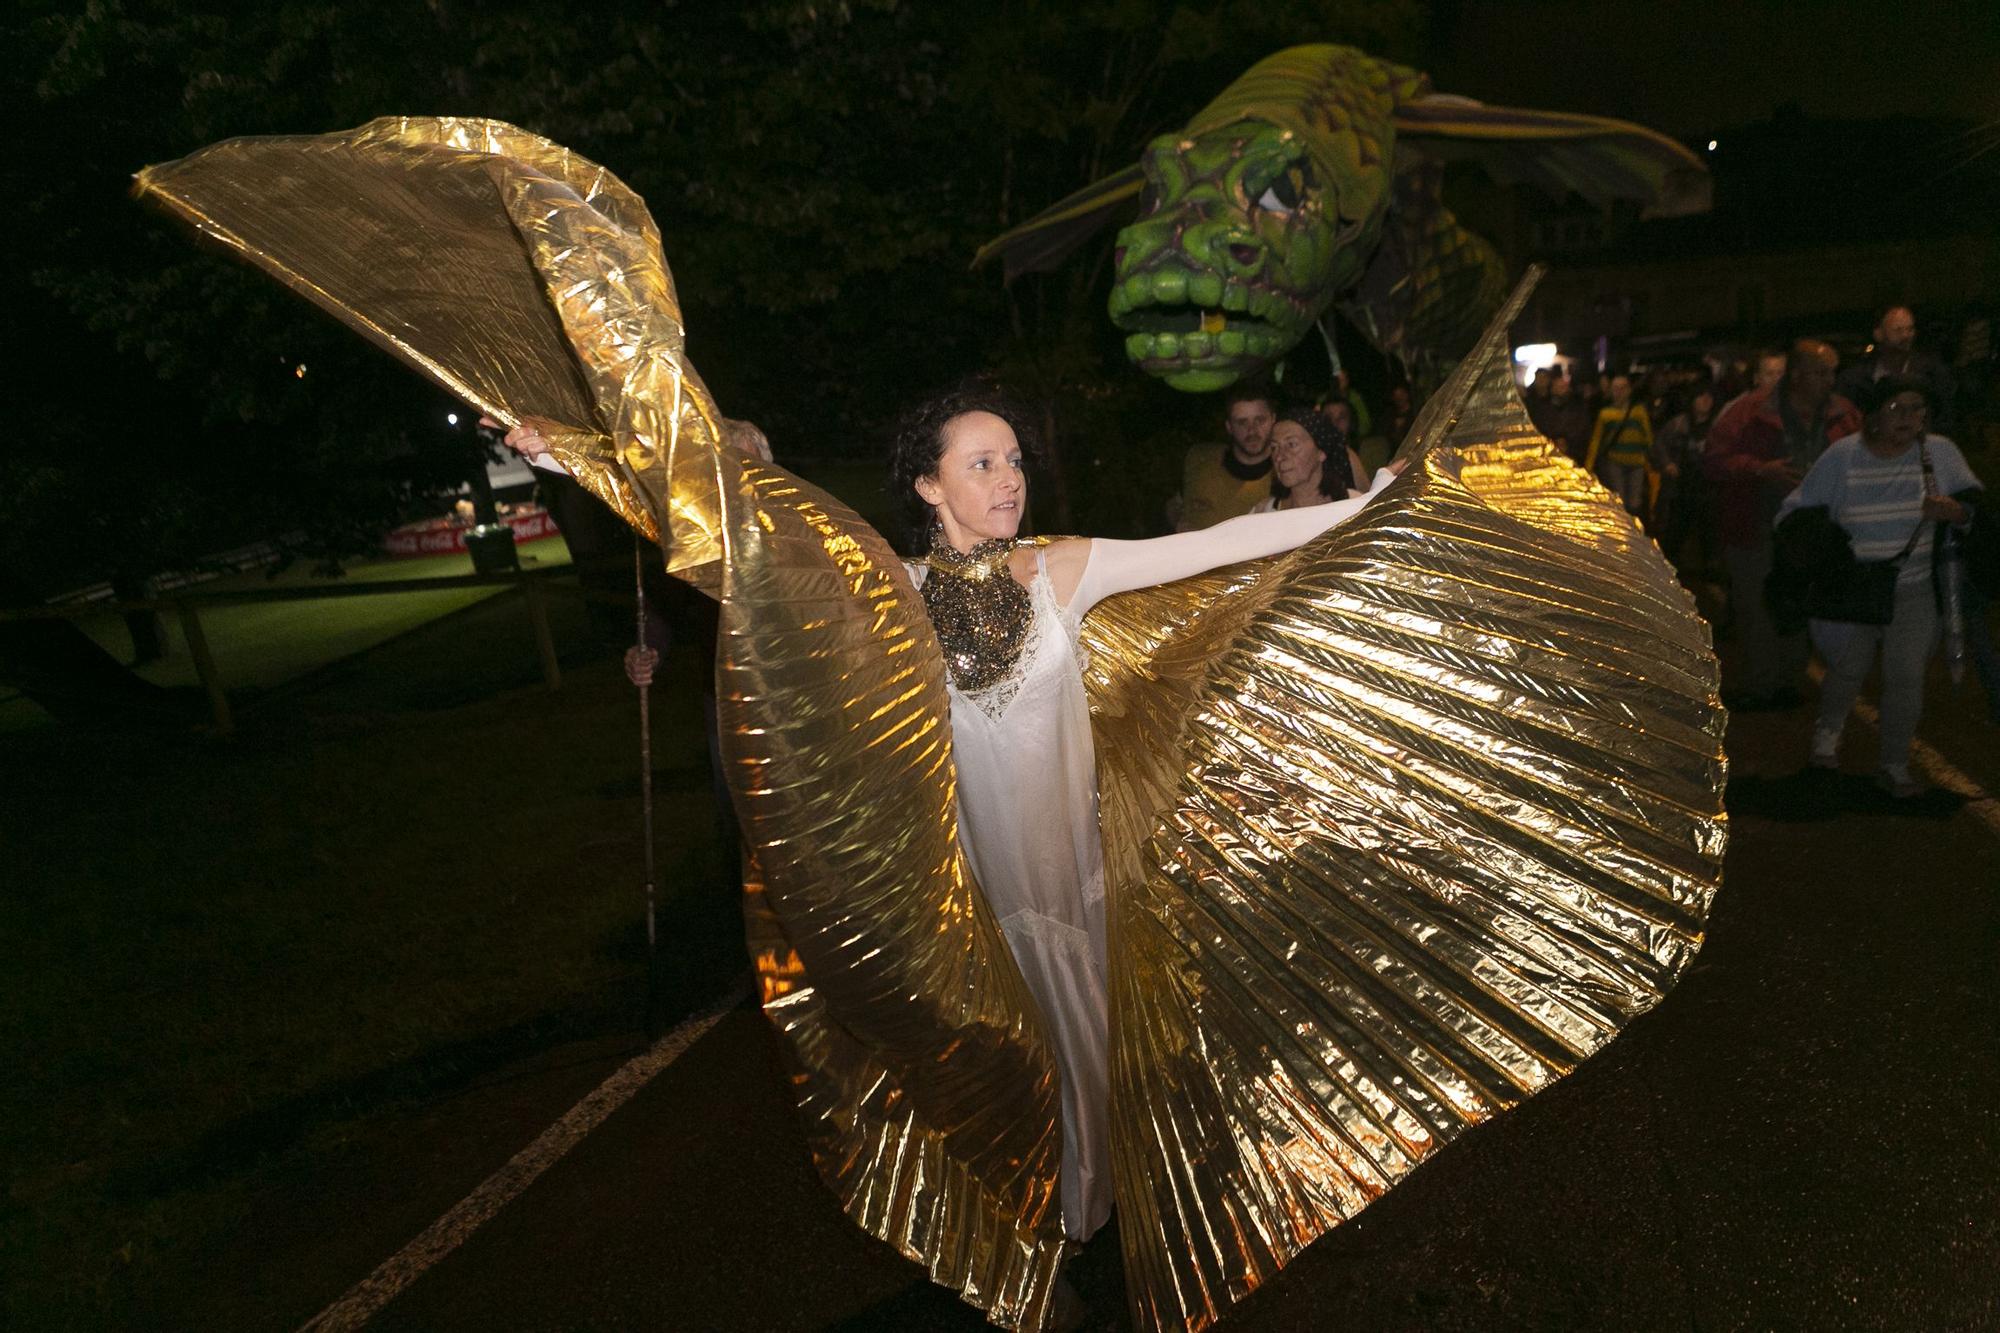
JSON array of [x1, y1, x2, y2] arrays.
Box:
[[137, 119, 1727, 1333], [511, 382, 1406, 1262]]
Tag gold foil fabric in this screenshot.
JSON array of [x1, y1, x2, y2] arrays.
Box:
[[721, 457, 1070, 1328], [142, 120, 1726, 1333], [1077, 269, 1724, 1330], [135, 117, 729, 590], [138, 120, 1071, 1329]]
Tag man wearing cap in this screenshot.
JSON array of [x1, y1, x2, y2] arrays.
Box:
[[1704, 338, 1862, 710]]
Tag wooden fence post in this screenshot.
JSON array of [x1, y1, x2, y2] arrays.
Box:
[[522, 579, 561, 691], [174, 600, 234, 735]]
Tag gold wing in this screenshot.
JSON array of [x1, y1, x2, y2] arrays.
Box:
[[972, 162, 1147, 280], [1392, 96, 1713, 218], [138, 121, 1072, 1329], [1079, 269, 1726, 1331]]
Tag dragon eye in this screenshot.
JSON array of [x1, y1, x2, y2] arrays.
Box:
[[1254, 164, 1310, 214]]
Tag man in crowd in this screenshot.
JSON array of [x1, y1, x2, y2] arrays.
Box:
[[1524, 366, 1554, 414], [1527, 369, 1591, 463], [1330, 368, 1372, 438], [1753, 348, 1787, 394], [1175, 384, 1276, 530], [1703, 338, 1862, 710], [1384, 383, 1415, 445], [1838, 304, 1957, 435]]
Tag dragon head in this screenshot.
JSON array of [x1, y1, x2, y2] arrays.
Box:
[[1109, 122, 1375, 392]]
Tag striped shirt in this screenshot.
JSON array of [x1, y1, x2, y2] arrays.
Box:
[[1777, 433, 1980, 585], [1586, 404, 1654, 469]]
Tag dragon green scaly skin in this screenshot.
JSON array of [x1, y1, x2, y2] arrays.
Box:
[[981, 44, 1709, 392]]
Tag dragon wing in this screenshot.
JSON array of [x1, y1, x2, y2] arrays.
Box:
[[1078, 269, 1726, 1331], [1393, 95, 1713, 217], [138, 123, 1073, 1330], [971, 162, 1146, 279]]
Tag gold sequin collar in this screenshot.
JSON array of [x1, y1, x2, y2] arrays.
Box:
[[921, 531, 1031, 693]]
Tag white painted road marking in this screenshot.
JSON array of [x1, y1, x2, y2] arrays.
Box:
[[297, 662, 1997, 1331], [298, 987, 746, 1332], [1805, 662, 1999, 841]]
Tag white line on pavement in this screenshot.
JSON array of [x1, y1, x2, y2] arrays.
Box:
[[1805, 662, 2000, 841], [297, 986, 746, 1333]]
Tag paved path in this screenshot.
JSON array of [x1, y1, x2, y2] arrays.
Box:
[[149, 678, 2000, 1332]]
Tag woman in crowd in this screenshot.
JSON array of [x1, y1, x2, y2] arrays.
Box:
[[1252, 408, 1368, 513], [1384, 382, 1416, 444], [1585, 372, 1656, 520], [1652, 382, 1718, 570], [1777, 377, 1982, 797]]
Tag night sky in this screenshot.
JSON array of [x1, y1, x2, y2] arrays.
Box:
[[1429, 0, 1999, 134]]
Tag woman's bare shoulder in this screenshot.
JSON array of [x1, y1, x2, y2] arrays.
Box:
[[1005, 537, 1090, 588], [1029, 538, 1092, 604]]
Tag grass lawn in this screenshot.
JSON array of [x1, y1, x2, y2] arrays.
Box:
[[4, 453, 892, 735], [1, 453, 905, 1324], [2, 588, 739, 1327], [0, 536, 576, 732]]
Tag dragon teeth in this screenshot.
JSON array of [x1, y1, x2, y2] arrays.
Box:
[[1222, 284, 1250, 312], [1151, 269, 1188, 304], [1122, 329, 1265, 364], [1188, 272, 1224, 307]]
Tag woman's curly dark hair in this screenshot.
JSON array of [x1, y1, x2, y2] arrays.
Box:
[[1271, 404, 1353, 501], [888, 382, 1045, 549]]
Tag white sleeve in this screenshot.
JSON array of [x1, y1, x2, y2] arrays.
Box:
[[1931, 437, 1981, 493], [1068, 467, 1396, 619], [1775, 441, 1845, 529], [529, 454, 572, 478]]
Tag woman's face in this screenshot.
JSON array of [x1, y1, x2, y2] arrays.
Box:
[[913, 410, 1026, 549], [1871, 391, 1929, 449], [1323, 401, 1354, 435], [1270, 421, 1326, 495], [1609, 375, 1632, 407]]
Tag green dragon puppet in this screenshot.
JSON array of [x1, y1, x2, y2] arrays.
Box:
[[976, 44, 1709, 391]]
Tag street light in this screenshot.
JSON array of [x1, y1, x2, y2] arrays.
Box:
[[1512, 342, 1559, 387]]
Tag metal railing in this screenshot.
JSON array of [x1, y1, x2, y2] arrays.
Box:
[[0, 564, 593, 735]]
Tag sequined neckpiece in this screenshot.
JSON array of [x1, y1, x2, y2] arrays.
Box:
[[921, 530, 1031, 693]]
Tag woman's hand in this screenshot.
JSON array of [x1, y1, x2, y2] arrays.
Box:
[[624, 645, 659, 688], [1758, 457, 1804, 486], [1922, 495, 1969, 526], [479, 414, 559, 460]]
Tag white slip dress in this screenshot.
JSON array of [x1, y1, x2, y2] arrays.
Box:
[[915, 549, 1112, 1241]]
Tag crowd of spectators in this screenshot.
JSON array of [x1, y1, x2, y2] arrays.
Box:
[[1176, 303, 1994, 802]]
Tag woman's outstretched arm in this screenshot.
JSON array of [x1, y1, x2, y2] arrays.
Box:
[[1061, 463, 1400, 619]]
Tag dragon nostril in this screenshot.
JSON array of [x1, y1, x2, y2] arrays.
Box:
[[1229, 244, 1259, 268]]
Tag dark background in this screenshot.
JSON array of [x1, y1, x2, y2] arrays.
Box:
[[7, 0, 1996, 594]]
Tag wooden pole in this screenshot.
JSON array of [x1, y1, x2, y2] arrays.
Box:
[[174, 600, 234, 735], [521, 579, 561, 691], [635, 545, 658, 959]]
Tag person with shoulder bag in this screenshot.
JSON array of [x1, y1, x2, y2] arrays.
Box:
[[1772, 377, 1983, 797]]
